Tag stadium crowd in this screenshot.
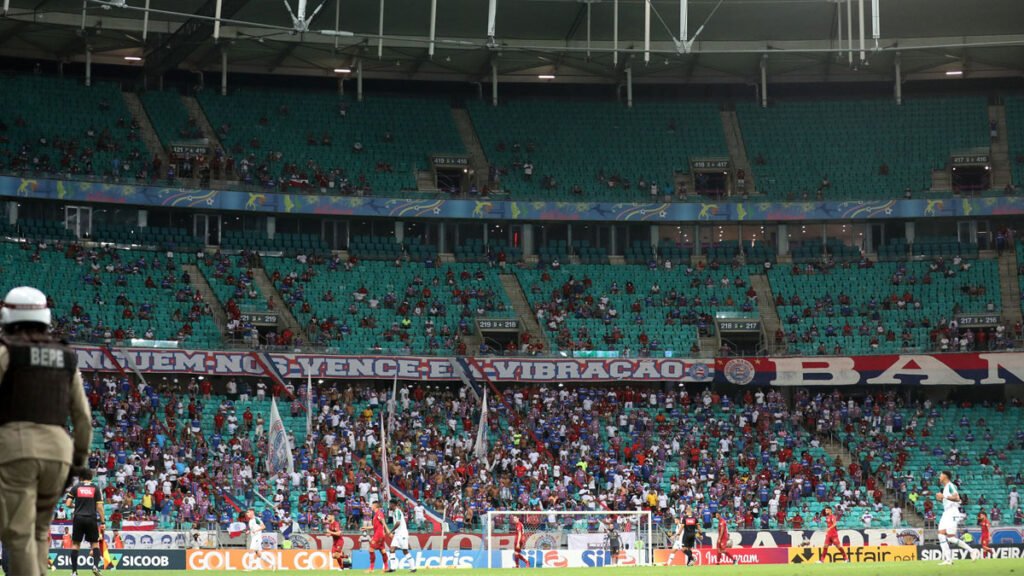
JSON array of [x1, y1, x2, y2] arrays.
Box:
[[53, 371, 1024, 540]]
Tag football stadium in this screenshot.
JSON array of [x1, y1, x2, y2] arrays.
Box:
[[0, 0, 1023, 573]]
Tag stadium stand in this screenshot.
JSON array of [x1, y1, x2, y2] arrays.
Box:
[[75, 376, 501, 532], [790, 239, 863, 264], [0, 240, 221, 347], [263, 256, 511, 354], [218, 229, 328, 255], [770, 256, 1003, 355], [0, 75, 148, 179], [91, 223, 203, 252], [1007, 96, 1024, 191], [74, 374, 913, 534], [453, 238, 521, 264], [197, 250, 264, 308], [139, 90, 201, 147], [516, 261, 760, 356], [468, 99, 727, 201], [823, 392, 1024, 530], [196, 89, 463, 194], [737, 97, 991, 200]]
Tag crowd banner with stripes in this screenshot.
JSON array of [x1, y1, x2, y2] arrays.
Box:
[[73, 347, 1024, 386]]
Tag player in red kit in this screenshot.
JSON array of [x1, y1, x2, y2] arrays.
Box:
[[369, 501, 390, 572], [511, 516, 530, 568], [977, 511, 993, 558], [326, 513, 349, 571], [818, 507, 849, 563], [713, 511, 739, 565]]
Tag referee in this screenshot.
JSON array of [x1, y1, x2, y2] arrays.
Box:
[[65, 470, 105, 576], [0, 286, 92, 576], [681, 505, 701, 566]]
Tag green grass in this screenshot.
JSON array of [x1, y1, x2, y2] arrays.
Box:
[[187, 558, 1024, 575]]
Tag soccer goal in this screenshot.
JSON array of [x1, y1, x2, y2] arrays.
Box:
[[484, 510, 653, 569]]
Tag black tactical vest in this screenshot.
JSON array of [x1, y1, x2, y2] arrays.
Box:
[[0, 334, 78, 427]]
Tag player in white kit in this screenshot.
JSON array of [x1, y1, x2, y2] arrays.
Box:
[[387, 500, 416, 572], [244, 509, 272, 571], [936, 471, 978, 565]]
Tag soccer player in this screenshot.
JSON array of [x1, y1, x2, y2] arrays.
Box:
[[325, 513, 349, 571], [387, 500, 415, 572], [817, 506, 849, 563], [65, 469, 105, 576], [244, 509, 269, 571], [713, 511, 739, 565], [511, 516, 530, 568], [937, 470, 978, 565], [659, 504, 692, 561], [605, 527, 622, 565], [976, 511, 993, 559], [369, 501, 391, 572]]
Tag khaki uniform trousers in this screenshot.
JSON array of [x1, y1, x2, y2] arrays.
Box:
[[0, 459, 69, 576]]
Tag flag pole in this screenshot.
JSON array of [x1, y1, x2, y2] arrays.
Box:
[[388, 373, 397, 432], [306, 372, 312, 438], [380, 412, 390, 504]]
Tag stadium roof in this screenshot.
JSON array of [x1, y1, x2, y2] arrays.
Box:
[[1, 0, 1022, 85]]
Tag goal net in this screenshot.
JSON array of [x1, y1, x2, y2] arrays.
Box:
[[484, 510, 653, 569]]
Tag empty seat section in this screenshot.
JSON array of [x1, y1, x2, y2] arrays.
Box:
[[468, 99, 727, 201], [196, 90, 463, 193], [737, 97, 990, 200]]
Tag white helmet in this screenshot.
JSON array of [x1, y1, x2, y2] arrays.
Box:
[[1, 286, 51, 326]]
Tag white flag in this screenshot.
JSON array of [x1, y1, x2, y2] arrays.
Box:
[[474, 389, 489, 462], [380, 413, 390, 504], [268, 397, 294, 476]]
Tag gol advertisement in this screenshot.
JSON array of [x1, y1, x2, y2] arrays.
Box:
[[186, 550, 335, 571], [788, 545, 918, 564]]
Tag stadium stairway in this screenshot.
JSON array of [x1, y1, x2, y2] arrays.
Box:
[[930, 167, 952, 192], [451, 106, 490, 190], [720, 108, 756, 194], [750, 273, 784, 354], [998, 244, 1024, 327], [251, 267, 305, 339], [184, 262, 231, 336], [699, 334, 719, 356], [181, 95, 226, 164], [498, 272, 550, 353], [122, 91, 169, 168], [415, 169, 437, 192], [817, 435, 927, 528], [989, 101, 1012, 189]]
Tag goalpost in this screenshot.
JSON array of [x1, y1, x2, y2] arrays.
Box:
[[484, 510, 653, 569]]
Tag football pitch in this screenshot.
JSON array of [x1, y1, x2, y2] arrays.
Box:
[[189, 558, 1024, 576]]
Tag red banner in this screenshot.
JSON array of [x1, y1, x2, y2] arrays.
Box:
[[715, 352, 1024, 386], [654, 547, 789, 566], [288, 532, 513, 552]]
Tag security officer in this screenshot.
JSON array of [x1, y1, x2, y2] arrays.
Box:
[[0, 286, 92, 576]]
